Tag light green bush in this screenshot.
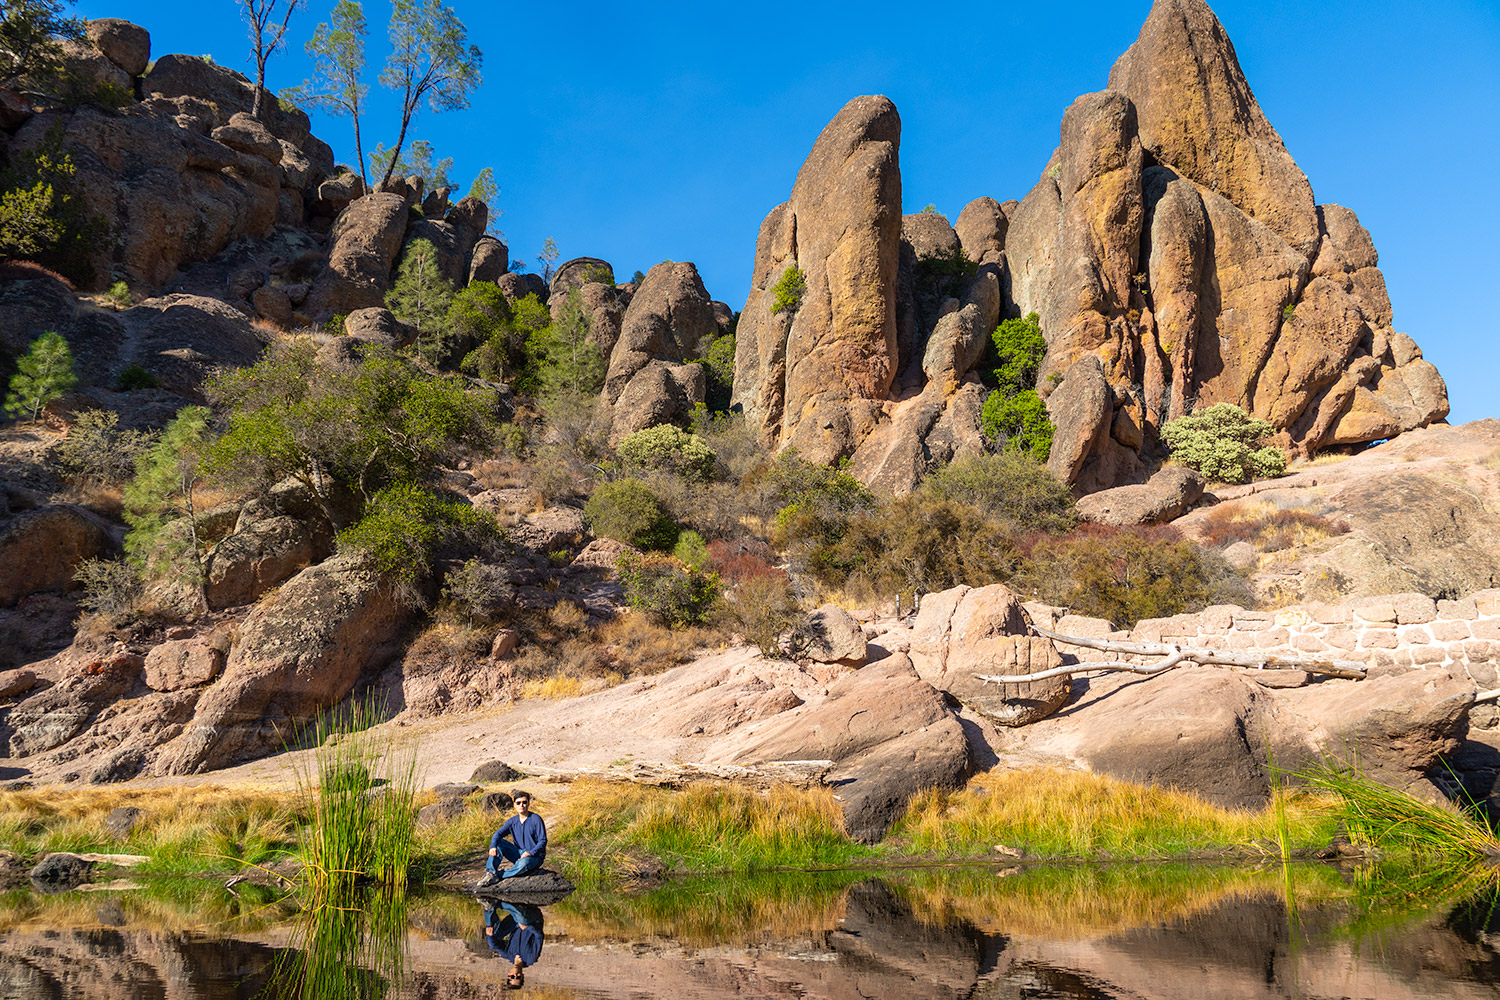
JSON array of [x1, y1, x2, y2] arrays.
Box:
[[921, 451, 1075, 533], [616, 424, 717, 481], [584, 479, 678, 551], [770, 264, 806, 316], [1160, 403, 1287, 484], [615, 552, 719, 628]]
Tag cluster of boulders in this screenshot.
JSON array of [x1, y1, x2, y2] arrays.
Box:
[[735, 0, 1448, 494]]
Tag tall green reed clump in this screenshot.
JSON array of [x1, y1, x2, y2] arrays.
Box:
[[1301, 760, 1500, 861], [296, 700, 422, 894]]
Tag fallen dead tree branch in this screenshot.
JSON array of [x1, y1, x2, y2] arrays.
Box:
[[515, 759, 835, 790], [972, 625, 1368, 685]]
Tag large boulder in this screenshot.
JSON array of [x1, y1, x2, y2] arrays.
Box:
[[0, 505, 116, 607], [153, 553, 413, 774], [85, 19, 150, 78], [733, 96, 902, 465], [142, 636, 226, 692], [203, 514, 324, 610], [600, 261, 716, 441], [802, 604, 867, 666], [909, 585, 1071, 727], [469, 237, 508, 283], [712, 654, 972, 842], [303, 193, 410, 318], [1076, 466, 1205, 526]]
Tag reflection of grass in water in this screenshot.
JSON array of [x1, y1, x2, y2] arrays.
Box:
[[0, 877, 295, 934], [269, 885, 409, 1000], [554, 870, 864, 947], [891, 862, 1350, 939], [1336, 861, 1500, 942], [551, 779, 876, 885], [892, 768, 1339, 859], [0, 784, 304, 876]]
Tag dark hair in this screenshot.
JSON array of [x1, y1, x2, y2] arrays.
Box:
[[512, 788, 533, 802]]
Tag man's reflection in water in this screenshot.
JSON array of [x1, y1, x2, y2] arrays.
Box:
[[483, 900, 544, 989]]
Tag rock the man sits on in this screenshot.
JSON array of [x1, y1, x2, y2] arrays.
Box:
[[478, 790, 546, 886]]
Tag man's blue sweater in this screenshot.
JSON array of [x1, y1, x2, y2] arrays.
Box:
[[491, 813, 547, 862]]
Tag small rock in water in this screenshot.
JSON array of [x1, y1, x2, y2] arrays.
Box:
[[30, 852, 94, 891]]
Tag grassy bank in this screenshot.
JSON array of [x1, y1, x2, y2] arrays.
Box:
[[4, 764, 1494, 886]]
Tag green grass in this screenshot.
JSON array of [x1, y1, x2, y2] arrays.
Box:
[[1299, 760, 1500, 862], [551, 779, 878, 885], [890, 768, 1341, 860]]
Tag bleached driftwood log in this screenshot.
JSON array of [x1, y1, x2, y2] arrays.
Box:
[[519, 759, 835, 789], [972, 625, 1368, 685]]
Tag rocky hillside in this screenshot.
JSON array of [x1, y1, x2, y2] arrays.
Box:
[[735, 0, 1448, 494]]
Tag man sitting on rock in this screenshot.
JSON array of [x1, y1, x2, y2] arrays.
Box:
[[476, 789, 546, 887]]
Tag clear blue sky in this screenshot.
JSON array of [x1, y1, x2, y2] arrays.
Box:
[[80, 1, 1500, 424]]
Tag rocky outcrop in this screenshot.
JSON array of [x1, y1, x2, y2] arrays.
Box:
[[304, 193, 409, 318], [734, 96, 902, 466], [153, 553, 412, 774], [713, 654, 972, 841], [600, 261, 716, 442], [86, 19, 151, 79], [1000, 0, 1447, 489], [0, 505, 116, 607], [1076, 466, 1205, 525], [203, 514, 325, 610], [908, 585, 1072, 726]]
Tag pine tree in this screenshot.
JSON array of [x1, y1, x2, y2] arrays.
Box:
[[4, 330, 76, 421], [123, 406, 211, 611], [385, 238, 454, 360]]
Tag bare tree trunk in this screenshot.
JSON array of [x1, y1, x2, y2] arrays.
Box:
[[971, 625, 1369, 686]]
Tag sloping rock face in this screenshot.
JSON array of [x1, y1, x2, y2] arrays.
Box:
[[1003, 0, 1446, 489], [153, 553, 412, 774]]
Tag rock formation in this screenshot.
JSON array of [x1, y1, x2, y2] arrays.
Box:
[[1007, 0, 1447, 489], [734, 0, 1448, 494]]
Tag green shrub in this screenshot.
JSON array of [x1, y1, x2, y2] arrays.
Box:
[[913, 245, 977, 302], [980, 313, 1054, 460], [616, 424, 717, 482], [823, 494, 1021, 600], [770, 264, 806, 316], [981, 389, 1053, 462], [584, 479, 678, 551], [763, 451, 876, 550], [336, 483, 498, 595], [0, 126, 107, 284], [57, 409, 156, 487], [990, 313, 1047, 396], [700, 334, 735, 412], [615, 552, 719, 628], [116, 364, 157, 391], [441, 281, 511, 371], [106, 281, 131, 309], [1160, 403, 1287, 484], [1017, 525, 1252, 628], [921, 451, 1076, 533]]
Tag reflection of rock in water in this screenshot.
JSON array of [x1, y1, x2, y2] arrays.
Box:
[[829, 879, 987, 997], [0, 928, 282, 999], [985, 888, 1500, 1000]]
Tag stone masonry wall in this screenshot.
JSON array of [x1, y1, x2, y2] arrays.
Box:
[[1022, 590, 1500, 728]]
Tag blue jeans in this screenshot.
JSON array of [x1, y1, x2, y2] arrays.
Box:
[[486, 839, 542, 879]]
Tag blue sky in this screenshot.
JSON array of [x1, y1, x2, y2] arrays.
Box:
[[81, 1, 1500, 423]]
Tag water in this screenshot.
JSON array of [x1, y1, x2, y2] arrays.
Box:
[[1, 863, 1497, 999]]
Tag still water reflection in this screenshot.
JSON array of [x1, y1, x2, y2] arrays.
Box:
[[0, 863, 1496, 999]]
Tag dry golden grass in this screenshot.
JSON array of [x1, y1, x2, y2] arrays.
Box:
[[892, 768, 1338, 860], [518, 675, 593, 699], [0, 784, 304, 874]]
